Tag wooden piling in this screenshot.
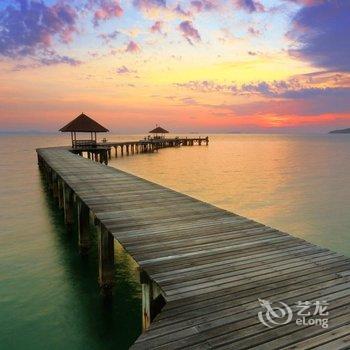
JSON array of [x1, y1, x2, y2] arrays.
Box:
[[77, 199, 90, 253], [57, 178, 64, 209], [46, 167, 53, 192], [98, 224, 115, 289], [140, 271, 165, 332], [52, 172, 59, 199], [63, 185, 74, 229], [142, 280, 151, 331]]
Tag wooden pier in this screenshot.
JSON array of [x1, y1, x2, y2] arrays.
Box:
[[100, 136, 209, 158], [36, 146, 350, 349], [70, 137, 209, 165]]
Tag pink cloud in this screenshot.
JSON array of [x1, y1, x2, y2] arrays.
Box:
[[191, 0, 218, 12], [232, 0, 265, 13], [93, 0, 123, 26], [248, 26, 260, 36], [133, 0, 166, 11], [173, 4, 192, 17], [116, 65, 137, 74], [126, 41, 141, 53], [150, 21, 163, 34], [286, 0, 325, 6], [179, 21, 201, 45]]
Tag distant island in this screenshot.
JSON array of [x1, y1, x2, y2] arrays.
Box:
[[329, 128, 350, 134]]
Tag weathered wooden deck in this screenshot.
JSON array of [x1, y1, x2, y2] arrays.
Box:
[[37, 147, 350, 350]]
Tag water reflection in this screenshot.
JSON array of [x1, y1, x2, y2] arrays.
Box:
[[110, 134, 350, 257]]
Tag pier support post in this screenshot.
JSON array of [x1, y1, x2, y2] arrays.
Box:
[[98, 224, 115, 289], [140, 271, 165, 332], [57, 178, 64, 209], [46, 168, 53, 192], [63, 185, 74, 230], [142, 279, 152, 331], [77, 200, 91, 253], [37, 154, 43, 168], [52, 172, 59, 200]]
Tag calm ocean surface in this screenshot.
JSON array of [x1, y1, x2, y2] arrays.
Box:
[[1, 133, 350, 349]]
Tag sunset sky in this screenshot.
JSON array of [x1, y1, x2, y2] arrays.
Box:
[[0, 0, 349, 133]]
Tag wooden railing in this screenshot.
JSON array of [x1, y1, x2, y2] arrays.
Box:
[[73, 140, 97, 148]]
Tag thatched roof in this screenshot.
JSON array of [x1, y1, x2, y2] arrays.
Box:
[[59, 113, 109, 132], [149, 126, 169, 134]]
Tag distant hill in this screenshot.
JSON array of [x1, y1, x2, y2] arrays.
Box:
[[329, 128, 350, 134]]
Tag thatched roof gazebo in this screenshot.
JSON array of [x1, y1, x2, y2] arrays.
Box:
[[149, 126, 169, 139], [59, 113, 109, 148]]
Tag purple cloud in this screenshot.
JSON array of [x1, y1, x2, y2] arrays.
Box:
[[280, 87, 350, 100], [99, 30, 120, 43], [232, 0, 265, 13], [11, 52, 81, 70], [0, 0, 78, 58], [175, 80, 238, 93], [150, 21, 163, 34], [133, 0, 166, 11], [191, 0, 218, 12], [181, 97, 198, 105], [175, 79, 350, 117], [93, 0, 123, 26], [116, 65, 137, 74], [285, 0, 324, 6], [126, 40, 141, 53], [179, 21, 201, 45], [39, 54, 82, 66], [173, 4, 191, 17], [288, 0, 350, 71], [248, 26, 260, 36]]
